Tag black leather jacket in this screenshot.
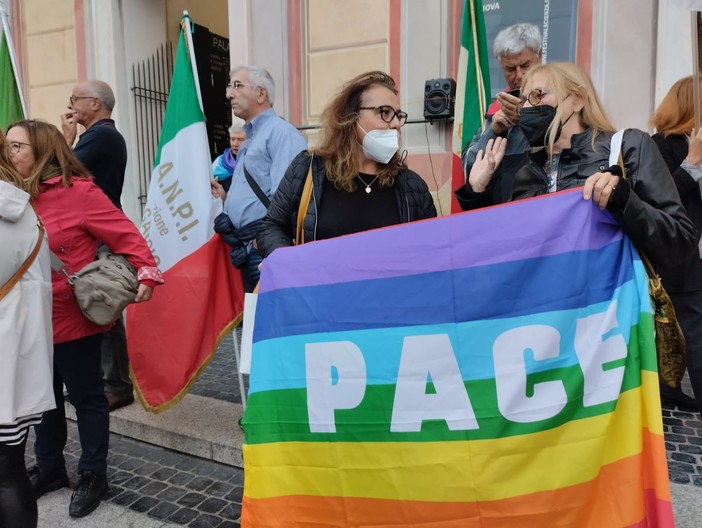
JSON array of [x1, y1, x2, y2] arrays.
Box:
[[510, 128, 696, 267], [651, 133, 702, 292], [257, 151, 437, 258]]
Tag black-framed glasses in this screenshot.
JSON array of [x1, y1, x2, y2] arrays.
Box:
[[7, 141, 31, 154], [359, 105, 408, 126], [226, 80, 251, 91], [69, 95, 94, 105]]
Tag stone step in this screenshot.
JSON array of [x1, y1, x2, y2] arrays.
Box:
[[66, 393, 244, 468]]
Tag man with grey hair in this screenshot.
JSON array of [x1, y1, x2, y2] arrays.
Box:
[[487, 23, 543, 121], [212, 124, 246, 192], [211, 65, 307, 292], [60, 81, 134, 418], [456, 23, 542, 210]]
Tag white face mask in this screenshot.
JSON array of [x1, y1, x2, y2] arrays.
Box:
[[357, 124, 399, 164]]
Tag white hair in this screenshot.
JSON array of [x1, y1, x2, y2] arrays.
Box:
[[493, 23, 542, 61], [230, 65, 275, 106]]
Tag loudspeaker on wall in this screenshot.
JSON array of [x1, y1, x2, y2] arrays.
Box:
[[424, 78, 456, 120]]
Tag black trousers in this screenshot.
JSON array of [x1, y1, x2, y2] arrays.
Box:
[[101, 316, 133, 394], [670, 290, 702, 413], [0, 438, 37, 528], [34, 333, 109, 475]]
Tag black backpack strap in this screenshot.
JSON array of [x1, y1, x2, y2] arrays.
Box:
[[243, 162, 271, 209]]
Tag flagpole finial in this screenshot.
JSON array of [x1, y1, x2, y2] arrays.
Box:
[[180, 11, 191, 31]]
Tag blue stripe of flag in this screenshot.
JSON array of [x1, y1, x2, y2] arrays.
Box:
[[253, 240, 635, 343]]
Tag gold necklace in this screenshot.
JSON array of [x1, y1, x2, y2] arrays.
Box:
[[357, 174, 379, 194]]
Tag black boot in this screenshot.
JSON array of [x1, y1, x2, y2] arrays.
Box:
[[26, 465, 69, 498], [660, 383, 699, 412], [68, 471, 107, 518], [0, 441, 38, 528]]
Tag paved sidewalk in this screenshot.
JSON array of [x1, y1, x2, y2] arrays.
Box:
[[190, 332, 245, 404], [38, 488, 180, 528], [28, 423, 243, 527], [664, 403, 702, 527]]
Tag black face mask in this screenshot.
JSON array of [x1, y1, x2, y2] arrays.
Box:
[[518, 105, 559, 148]]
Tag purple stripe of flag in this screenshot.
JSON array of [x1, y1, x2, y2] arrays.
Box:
[[259, 190, 623, 293]]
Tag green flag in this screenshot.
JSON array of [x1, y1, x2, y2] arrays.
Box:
[[452, 0, 491, 155], [450, 0, 490, 213], [0, 28, 24, 130]]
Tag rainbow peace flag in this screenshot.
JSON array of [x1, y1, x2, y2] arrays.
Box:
[[242, 190, 673, 527]]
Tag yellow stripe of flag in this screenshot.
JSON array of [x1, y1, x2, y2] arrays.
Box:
[[245, 372, 661, 502]]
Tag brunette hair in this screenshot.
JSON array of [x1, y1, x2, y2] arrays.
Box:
[[650, 75, 702, 137], [521, 62, 615, 154], [314, 71, 406, 192], [8, 119, 90, 199], [0, 130, 25, 188]]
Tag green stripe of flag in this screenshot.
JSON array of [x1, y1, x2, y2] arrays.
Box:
[[244, 318, 655, 445], [0, 29, 24, 130], [154, 27, 205, 166]]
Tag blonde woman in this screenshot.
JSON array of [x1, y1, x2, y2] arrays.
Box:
[[469, 61, 695, 267]]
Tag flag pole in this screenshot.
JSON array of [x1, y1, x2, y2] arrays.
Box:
[[468, 0, 486, 129], [181, 11, 205, 115], [0, 6, 27, 118], [692, 11, 701, 131]]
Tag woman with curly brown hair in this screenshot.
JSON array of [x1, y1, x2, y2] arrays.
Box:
[[256, 71, 436, 255]]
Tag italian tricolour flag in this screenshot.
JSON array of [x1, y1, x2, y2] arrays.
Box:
[[450, 0, 491, 213], [0, 13, 26, 129], [126, 16, 244, 412]]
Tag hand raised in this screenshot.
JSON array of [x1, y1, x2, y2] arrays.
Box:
[[469, 137, 507, 193], [496, 91, 522, 125], [61, 109, 77, 145], [211, 178, 226, 201]]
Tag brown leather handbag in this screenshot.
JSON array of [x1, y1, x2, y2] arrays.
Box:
[[640, 252, 686, 387]]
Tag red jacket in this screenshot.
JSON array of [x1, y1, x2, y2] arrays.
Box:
[[35, 176, 160, 344]]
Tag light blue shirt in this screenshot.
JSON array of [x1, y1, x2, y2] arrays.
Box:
[[223, 108, 307, 228]]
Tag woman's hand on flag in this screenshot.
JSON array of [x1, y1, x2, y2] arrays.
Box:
[[135, 283, 154, 303]]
